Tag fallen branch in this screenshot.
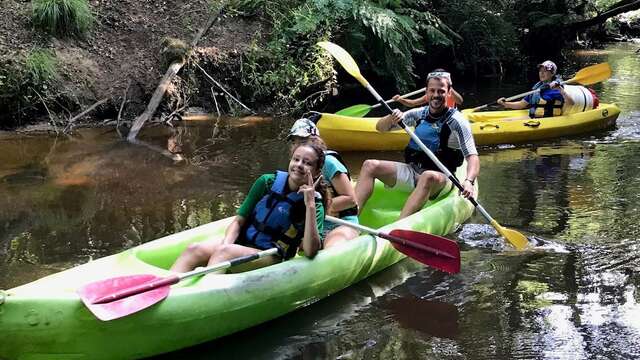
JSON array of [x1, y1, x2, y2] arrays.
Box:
[[568, 0, 640, 30], [129, 138, 185, 163], [195, 63, 254, 114], [116, 81, 131, 138], [127, 4, 226, 141], [65, 97, 109, 132], [33, 88, 58, 134]]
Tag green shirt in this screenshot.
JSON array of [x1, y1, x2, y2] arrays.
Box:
[[237, 173, 324, 235]]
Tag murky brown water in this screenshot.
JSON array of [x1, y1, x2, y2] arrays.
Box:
[[2, 43, 640, 359]]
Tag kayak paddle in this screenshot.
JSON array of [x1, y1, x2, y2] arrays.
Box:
[[326, 216, 460, 274], [78, 247, 279, 321], [335, 87, 426, 117], [317, 41, 529, 250], [471, 62, 611, 112]]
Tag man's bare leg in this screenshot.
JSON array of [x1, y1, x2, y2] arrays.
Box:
[[399, 171, 447, 218], [355, 159, 398, 214]]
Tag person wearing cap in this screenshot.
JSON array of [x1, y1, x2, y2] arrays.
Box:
[[392, 69, 464, 109], [287, 115, 360, 249], [354, 73, 479, 219], [497, 60, 574, 118]]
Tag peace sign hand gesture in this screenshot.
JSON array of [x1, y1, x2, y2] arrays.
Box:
[[298, 172, 322, 208]]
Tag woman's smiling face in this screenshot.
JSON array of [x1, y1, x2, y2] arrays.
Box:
[[288, 145, 320, 186]]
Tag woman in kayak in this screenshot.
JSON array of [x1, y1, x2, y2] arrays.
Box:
[[287, 115, 360, 248], [170, 142, 328, 272], [391, 69, 464, 109]]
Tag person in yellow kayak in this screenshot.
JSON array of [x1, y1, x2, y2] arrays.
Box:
[[354, 72, 480, 219], [392, 69, 463, 108], [287, 115, 360, 248], [497, 60, 574, 118], [170, 142, 328, 272]]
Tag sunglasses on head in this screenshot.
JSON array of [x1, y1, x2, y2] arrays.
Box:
[[427, 71, 451, 82]]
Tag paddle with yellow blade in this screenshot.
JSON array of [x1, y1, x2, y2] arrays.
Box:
[[317, 41, 529, 250], [470, 62, 611, 112], [335, 87, 426, 117]]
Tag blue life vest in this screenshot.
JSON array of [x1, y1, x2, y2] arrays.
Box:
[[404, 107, 463, 173], [243, 171, 305, 259], [528, 79, 564, 118]]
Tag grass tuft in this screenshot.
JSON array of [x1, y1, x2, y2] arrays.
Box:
[[25, 49, 58, 84], [32, 0, 94, 37]]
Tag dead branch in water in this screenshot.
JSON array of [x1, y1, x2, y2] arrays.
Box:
[[64, 97, 109, 133], [195, 63, 254, 114], [33, 88, 58, 134], [127, 4, 226, 141], [116, 80, 132, 138], [129, 138, 185, 163]]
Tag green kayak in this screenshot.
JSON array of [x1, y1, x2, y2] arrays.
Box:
[[0, 171, 474, 359]]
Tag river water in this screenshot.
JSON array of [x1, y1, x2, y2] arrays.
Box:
[[1, 43, 639, 359]]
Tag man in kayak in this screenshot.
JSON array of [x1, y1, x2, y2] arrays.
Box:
[[354, 72, 480, 219], [287, 116, 360, 248], [392, 68, 464, 109], [497, 60, 574, 118], [170, 142, 328, 272]]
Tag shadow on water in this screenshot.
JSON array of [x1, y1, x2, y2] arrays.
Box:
[[1, 43, 640, 359]]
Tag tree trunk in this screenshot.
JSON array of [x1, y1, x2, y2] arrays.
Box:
[[127, 5, 225, 141], [569, 0, 640, 31]]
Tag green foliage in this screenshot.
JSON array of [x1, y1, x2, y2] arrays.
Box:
[[0, 49, 59, 127], [32, 0, 94, 37], [235, 0, 453, 108], [25, 49, 58, 84], [437, 0, 520, 77]]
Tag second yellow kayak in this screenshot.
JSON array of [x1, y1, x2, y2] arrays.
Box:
[[318, 103, 620, 151]]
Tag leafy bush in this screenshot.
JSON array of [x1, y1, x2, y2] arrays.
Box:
[[32, 0, 94, 37]]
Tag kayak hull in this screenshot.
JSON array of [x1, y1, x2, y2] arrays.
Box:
[[318, 103, 620, 150], [0, 171, 474, 359]]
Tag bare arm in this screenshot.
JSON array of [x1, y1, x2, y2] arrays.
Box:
[[376, 109, 403, 132], [450, 88, 464, 105], [392, 94, 427, 108], [497, 98, 529, 110], [222, 215, 246, 244], [299, 173, 321, 258], [460, 154, 480, 199], [301, 202, 321, 257], [328, 173, 357, 215]]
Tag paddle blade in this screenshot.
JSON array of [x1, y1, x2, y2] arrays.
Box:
[[335, 104, 372, 117], [569, 62, 611, 86], [317, 41, 368, 87], [388, 229, 461, 274], [77, 275, 170, 321], [491, 220, 529, 250]]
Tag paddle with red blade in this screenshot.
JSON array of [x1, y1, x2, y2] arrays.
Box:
[[326, 216, 460, 274], [77, 247, 279, 321]]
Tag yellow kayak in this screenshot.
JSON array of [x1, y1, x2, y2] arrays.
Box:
[[318, 103, 620, 151]]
